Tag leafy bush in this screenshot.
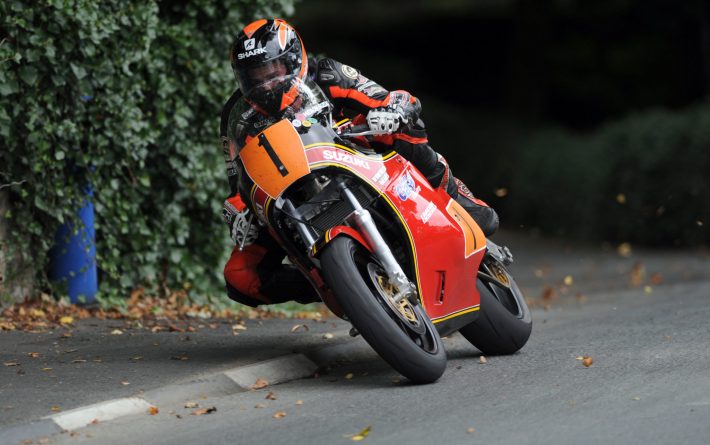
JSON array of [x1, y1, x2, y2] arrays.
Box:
[[0, 0, 296, 302], [502, 103, 710, 245]]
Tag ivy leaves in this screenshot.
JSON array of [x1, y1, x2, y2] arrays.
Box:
[[1, 0, 297, 302]]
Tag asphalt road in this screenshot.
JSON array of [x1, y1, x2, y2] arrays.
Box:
[[47, 279, 710, 445]]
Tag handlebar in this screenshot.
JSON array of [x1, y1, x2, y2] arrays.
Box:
[[339, 124, 387, 138]]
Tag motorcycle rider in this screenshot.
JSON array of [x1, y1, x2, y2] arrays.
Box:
[[221, 18, 499, 307]]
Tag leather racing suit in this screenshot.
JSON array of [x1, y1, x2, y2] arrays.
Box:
[[220, 57, 498, 307]]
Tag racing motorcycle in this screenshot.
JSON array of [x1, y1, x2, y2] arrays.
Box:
[[225, 79, 532, 383]]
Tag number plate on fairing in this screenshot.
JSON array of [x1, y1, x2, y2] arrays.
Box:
[[240, 119, 311, 198]]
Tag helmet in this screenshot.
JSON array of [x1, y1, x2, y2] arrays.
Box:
[[231, 19, 307, 115]]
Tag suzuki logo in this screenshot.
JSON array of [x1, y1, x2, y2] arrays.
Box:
[[244, 39, 255, 50]]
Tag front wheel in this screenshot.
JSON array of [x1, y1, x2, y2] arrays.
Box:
[[459, 255, 532, 355], [320, 237, 446, 383]]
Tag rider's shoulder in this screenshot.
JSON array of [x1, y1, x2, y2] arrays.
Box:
[[313, 56, 361, 88]]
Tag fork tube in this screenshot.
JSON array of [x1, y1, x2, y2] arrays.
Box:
[[338, 183, 416, 302]]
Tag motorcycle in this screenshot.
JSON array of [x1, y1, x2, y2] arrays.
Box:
[[224, 78, 532, 383]]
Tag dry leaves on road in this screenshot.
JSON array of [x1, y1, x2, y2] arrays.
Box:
[[290, 324, 309, 333], [111, 329, 123, 335], [251, 378, 269, 390], [171, 355, 189, 361], [273, 411, 286, 419], [27, 352, 40, 358], [467, 428, 476, 433], [148, 406, 159, 415], [192, 407, 217, 416], [345, 373, 354, 380], [479, 356, 488, 364], [59, 316, 74, 325], [323, 333, 334, 339], [351, 426, 372, 441], [265, 391, 277, 400], [184, 402, 199, 408], [4, 362, 20, 367], [295, 400, 304, 406], [51, 406, 61, 412], [576, 355, 594, 367]]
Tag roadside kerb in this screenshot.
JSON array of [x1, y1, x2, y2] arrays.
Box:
[[0, 338, 367, 445]]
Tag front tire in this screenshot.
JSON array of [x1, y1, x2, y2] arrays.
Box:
[[459, 256, 532, 355], [320, 237, 446, 383]]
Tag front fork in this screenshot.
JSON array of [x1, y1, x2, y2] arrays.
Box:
[[338, 182, 418, 305]]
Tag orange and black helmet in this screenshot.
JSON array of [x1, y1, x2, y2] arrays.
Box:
[[231, 19, 307, 115]]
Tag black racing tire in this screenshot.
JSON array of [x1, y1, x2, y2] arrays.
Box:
[[459, 258, 532, 355], [320, 237, 446, 383]]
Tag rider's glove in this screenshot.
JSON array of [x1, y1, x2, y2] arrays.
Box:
[[223, 194, 258, 248], [366, 91, 420, 134]]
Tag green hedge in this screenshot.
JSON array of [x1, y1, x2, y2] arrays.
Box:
[[0, 0, 295, 301], [501, 103, 710, 245]]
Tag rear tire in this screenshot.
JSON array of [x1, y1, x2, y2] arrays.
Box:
[[459, 257, 532, 355], [320, 237, 446, 383]]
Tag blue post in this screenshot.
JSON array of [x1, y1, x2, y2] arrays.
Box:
[[49, 186, 98, 303]]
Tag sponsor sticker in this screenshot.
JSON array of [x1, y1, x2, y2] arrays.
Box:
[[302, 120, 312, 128], [395, 171, 419, 201], [372, 166, 389, 185], [421, 201, 436, 223], [291, 119, 302, 128], [341, 64, 358, 79]]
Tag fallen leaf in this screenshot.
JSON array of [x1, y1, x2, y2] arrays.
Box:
[[254, 404, 266, 409], [191, 407, 217, 416], [697, 220, 704, 227], [42, 367, 52, 371], [345, 373, 354, 380], [351, 426, 372, 441], [72, 359, 87, 363], [290, 324, 309, 333], [90, 418, 99, 425], [479, 356, 488, 364], [60, 316, 74, 325], [616, 193, 626, 204], [232, 323, 247, 331], [148, 406, 159, 415], [4, 362, 20, 367], [631, 396, 641, 401], [184, 402, 199, 408], [27, 352, 40, 358], [494, 187, 508, 198], [251, 378, 269, 390], [130, 356, 143, 361], [295, 400, 304, 406], [323, 333, 334, 339], [60, 332, 72, 338], [273, 411, 286, 419], [121, 381, 130, 386], [265, 391, 277, 400], [467, 428, 476, 434], [649, 273, 663, 285], [93, 358, 103, 363], [39, 437, 50, 444], [644, 286, 653, 295], [151, 326, 165, 333], [575, 356, 584, 360], [51, 406, 61, 412], [171, 355, 189, 361], [582, 356, 593, 367], [563, 275, 574, 286], [630, 261, 645, 287], [111, 329, 123, 335], [617, 242, 632, 258]]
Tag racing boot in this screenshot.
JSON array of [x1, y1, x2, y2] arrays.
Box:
[[452, 178, 499, 237], [433, 154, 499, 237]]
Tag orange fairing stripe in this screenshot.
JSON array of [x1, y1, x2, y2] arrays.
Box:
[[328, 86, 390, 109], [243, 19, 267, 39]]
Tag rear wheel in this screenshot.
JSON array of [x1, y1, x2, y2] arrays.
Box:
[[320, 237, 446, 383], [459, 256, 532, 355]]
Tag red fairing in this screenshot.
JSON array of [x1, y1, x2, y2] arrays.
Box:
[[304, 144, 485, 323]]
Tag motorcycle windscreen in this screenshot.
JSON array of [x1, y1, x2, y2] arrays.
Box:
[[240, 119, 311, 199]]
